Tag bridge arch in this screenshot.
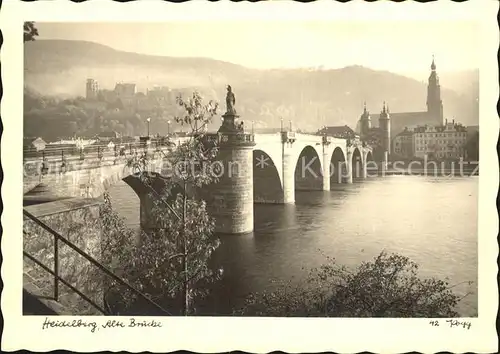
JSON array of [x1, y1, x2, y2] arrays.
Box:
[[97, 152, 176, 198], [366, 150, 374, 162], [91, 158, 189, 232], [364, 150, 376, 178], [294, 145, 323, 191], [330, 146, 347, 184], [122, 170, 192, 232], [253, 149, 284, 204], [351, 147, 363, 180]]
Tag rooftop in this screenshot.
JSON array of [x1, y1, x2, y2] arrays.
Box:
[[318, 125, 357, 138]]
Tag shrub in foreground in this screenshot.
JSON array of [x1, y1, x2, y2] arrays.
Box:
[[237, 252, 471, 317]]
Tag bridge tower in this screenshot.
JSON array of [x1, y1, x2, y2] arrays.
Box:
[[359, 102, 372, 139], [209, 86, 256, 234], [379, 101, 391, 163]]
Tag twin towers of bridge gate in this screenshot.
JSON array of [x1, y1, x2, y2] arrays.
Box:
[[358, 56, 444, 160]]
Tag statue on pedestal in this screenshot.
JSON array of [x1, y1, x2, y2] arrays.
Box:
[[219, 85, 245, 134], [225, 85, 236, 115]]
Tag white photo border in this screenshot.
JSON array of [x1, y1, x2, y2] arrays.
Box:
[[1, 0, 498, 352]]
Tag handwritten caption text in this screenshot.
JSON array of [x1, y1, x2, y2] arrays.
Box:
[[41, 317, 162, 333]]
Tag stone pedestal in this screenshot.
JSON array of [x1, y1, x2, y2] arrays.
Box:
[[210, 113, 256, 234]]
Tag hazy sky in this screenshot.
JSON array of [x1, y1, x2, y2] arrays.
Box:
[[36, 21, 479, 75]]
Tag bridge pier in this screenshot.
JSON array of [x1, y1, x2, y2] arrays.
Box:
[[210, 113, 256, 234], [282, 149, 296, 204], [139, 193, 158, 232], [362, 161, 368, 179], [362, 150, 371, 179], [24, 130, 375, 236], [346, 150, 353, 184], [322, 151, 331, 191], [121, 174, 164, 235]]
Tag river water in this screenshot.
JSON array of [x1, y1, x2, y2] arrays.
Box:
[[108, 175, 478, 316]]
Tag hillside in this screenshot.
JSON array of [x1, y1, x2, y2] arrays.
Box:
[[24, 40, 479, 137]]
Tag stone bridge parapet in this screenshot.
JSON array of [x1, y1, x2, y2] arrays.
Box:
[[23, 133, 374, 234]]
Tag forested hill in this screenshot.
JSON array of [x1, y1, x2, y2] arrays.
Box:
[[24, 40, 479, 140]]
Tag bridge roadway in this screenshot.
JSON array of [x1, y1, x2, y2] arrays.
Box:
[[23, 132, 374, 233]]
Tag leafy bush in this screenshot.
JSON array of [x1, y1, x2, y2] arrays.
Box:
[[94, 91, 222, 315], [237, 252, 470, 317]]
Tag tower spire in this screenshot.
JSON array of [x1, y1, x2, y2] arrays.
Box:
[[427, 54, 443, 124], [378, 101, 391, 157]]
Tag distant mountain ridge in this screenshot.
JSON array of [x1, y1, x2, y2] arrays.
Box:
[[24, 39, 479, 131]]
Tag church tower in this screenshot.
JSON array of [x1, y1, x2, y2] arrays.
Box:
[[359, 102, 371, 138], [379, 101, 391, 156], [426, 56, 444, 124]]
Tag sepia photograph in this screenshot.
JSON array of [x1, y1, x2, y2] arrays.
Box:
[[21, 19, 480, 318], [2, 0, 498, 352]]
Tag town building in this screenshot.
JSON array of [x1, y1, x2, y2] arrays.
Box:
[[317, 125, 359, 140], [24, 137, 46, 151], [114, 83, 137, 97], [392, 127, 413, 159], [97, 89, 117, 103], [147, 85, 172, 99], [97, 130, 122, 141], [466, 125, 479, 137], [85, 80, 137, 101], [465, 126, 479, 161], [356, 102, 391, 160], [86, 79, 99, 100], [412, 119, 468, 160], [357, 56, 445, 146]]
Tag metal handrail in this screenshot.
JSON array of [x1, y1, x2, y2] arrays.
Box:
[[23, 141, 170, 159], [23, 208, 171, 315], [23, 247, 107, 314]]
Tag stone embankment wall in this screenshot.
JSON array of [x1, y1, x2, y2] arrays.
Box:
[[23, 198, 106, 315]]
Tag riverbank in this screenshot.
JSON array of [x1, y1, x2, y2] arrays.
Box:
[[366, 161, 479, 177]]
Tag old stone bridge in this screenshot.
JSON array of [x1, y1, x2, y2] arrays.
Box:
[[23, 130, 373, 235]]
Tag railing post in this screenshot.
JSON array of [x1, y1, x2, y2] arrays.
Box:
[[54, 234, 59, 301], [23, 208, 171, 315], [61, 150, 67, 173], [41, 150, 49, 177]]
